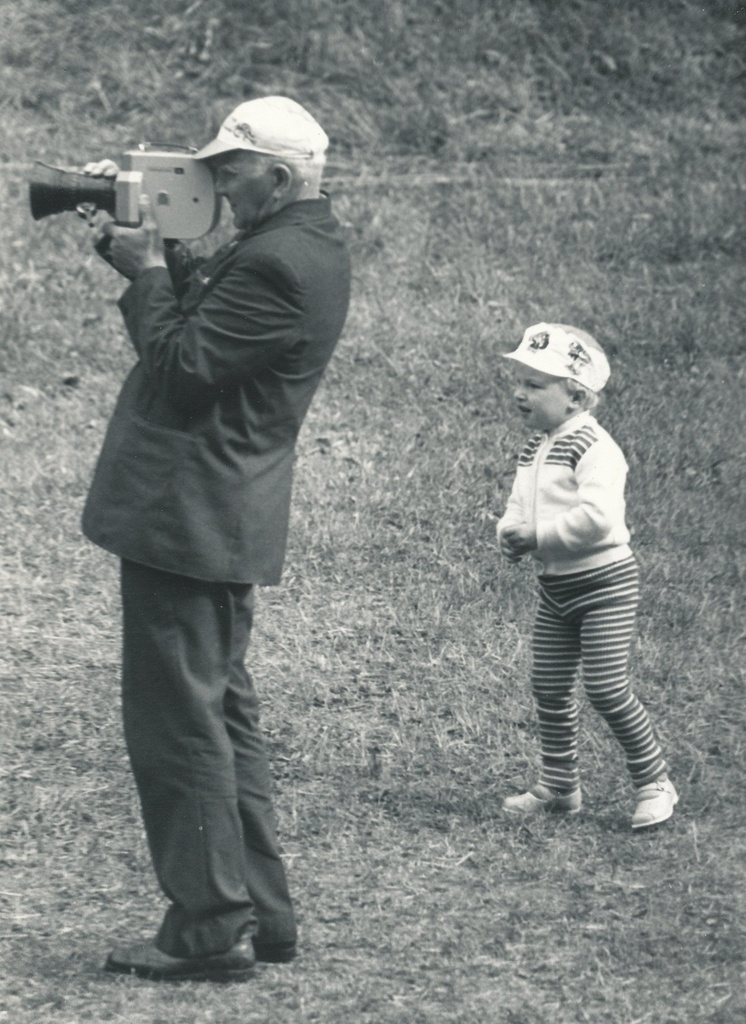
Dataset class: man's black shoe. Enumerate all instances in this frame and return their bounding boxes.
[104,939,255,982]
[252,939,297,963]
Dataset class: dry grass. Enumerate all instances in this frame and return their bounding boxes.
[1,3,746,1023]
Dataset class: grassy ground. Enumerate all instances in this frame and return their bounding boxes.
[1,2,745,1023]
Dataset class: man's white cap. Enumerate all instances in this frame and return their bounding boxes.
[194,96,329,162]
[503,322,611,393]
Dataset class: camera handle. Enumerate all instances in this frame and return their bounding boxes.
[135,142,197,154]
[74,201,115,266]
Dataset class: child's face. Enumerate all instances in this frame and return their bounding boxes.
[512,367,578,432]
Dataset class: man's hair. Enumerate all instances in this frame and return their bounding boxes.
[254,151,325,200]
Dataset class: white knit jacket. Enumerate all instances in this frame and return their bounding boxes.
[496,411,633,575]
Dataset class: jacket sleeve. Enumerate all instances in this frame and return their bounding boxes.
[118,251,303,412]
[537,440,628,554]
[163,241,202,299]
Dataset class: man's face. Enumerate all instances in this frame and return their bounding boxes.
[210,151,278,232]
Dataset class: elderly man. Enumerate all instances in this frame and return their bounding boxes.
[82,97,351,981]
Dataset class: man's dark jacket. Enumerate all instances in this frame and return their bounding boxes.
[82,197,351,584]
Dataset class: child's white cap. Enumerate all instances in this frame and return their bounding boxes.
[194,96,329,162]
[503,322,611,392]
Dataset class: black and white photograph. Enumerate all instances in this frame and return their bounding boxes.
[1,2,744,1021]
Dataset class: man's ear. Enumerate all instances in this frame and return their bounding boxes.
[272,163,293,196]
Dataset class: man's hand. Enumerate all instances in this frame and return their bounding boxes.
[101,195,167,280]
[500,523,538,561]
[83,159,119,178]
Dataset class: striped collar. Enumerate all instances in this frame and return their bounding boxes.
[518,412,599,468]
[546,409,594,440]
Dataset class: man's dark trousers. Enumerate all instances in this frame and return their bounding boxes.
[119,559,296,959]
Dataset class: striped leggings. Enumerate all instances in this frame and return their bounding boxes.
[531,556,666,792]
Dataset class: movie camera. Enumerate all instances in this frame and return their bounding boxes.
[29,145,221,240]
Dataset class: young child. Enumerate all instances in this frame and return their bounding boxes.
[496,322,677,830]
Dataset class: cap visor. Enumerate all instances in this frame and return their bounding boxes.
[193,138,242,161]
[502,351,534,366]
[502,350,565,378]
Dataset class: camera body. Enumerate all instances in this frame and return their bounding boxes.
[30,145,221,240]
[114,147,221,238]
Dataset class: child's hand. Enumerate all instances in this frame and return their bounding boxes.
[500,535,523,563]
[501,523,537,556]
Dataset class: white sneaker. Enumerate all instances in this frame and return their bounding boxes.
[503,783,582,815]
[631,775,678,830]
